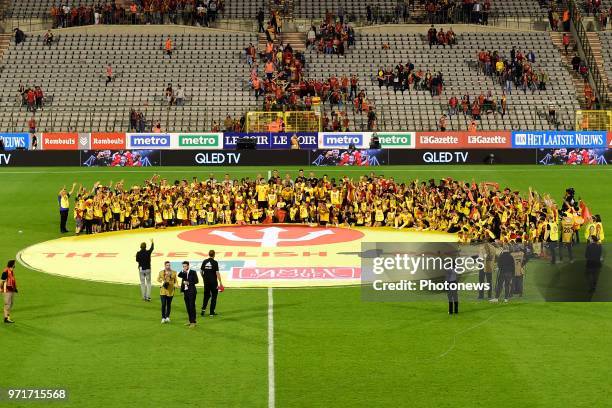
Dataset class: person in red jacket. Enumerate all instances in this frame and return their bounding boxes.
[1,260,18,324]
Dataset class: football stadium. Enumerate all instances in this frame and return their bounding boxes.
[0,0,611,407]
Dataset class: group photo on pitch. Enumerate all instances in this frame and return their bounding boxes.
[1,0,612,407]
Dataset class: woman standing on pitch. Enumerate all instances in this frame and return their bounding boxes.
[157,261,177,324]
[1,260,18,323]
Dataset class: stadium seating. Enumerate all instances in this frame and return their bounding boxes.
[308,31,579,131]
[0,29,580,132]
[0,32,259,132]
[6,0,552,19]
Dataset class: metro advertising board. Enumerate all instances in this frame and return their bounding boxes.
[177,133,223,150]
[415,131,511,149]
[511,131,607,148]
[127,133,172,149]
[223,132,317,149]
[373,132,415,149]
[42,133,80,150]
[0,133,30,150]
[318,132,372,149]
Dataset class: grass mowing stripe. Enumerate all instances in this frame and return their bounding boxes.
[268,287,276,408]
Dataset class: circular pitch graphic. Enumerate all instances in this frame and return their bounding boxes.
[18,225,456,288]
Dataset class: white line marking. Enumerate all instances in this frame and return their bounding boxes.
[268,287,275,408]
[416,310,498,362]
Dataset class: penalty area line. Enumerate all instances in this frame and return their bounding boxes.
[268,287,275,408]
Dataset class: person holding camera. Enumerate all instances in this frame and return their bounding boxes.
[157,261,177,324]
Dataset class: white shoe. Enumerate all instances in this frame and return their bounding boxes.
[503,298,508,303]
[489,298,498,303]
[165,318,170,323]
[161,318,166,324]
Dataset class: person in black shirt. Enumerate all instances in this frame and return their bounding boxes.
[135,239,154,301]
[178,261,199,327]
[201,250,223,317]
[585,236,603,299]
[490,246,514,303]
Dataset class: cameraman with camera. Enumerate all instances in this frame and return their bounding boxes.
[157,261,177,324]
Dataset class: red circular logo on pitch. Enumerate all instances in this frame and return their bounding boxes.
[178,225,364,247]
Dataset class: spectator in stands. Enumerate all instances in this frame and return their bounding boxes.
[26,88,36,112]
[448,95,458,116]
[290,134,300,149]
[175,86,185,106]
[14,28,25,45]
[130,109,138,131]
[427,25,437,49]
[245,43,256,66]
[472,1,483,24]
[548,104,557,124]
[164,36,173,58]
[349,74,358,100]
[562,8,570,32]
[307,26,317,49]
[105,64,113,86]
[579,61,589,80]
[28,116,37,135]
[211,121,220,132]
[438,114,447,131]
[34,86,44,110]
[571,55,581,72]
[44,30,54,46]
[257,8,265,32]
[165,84,175,106]
[468,120,477,132]
[224,115,233,131]
[500,92,507,117]
[367,108,377,131]
[152,122,162,133]
[562,33,570,54]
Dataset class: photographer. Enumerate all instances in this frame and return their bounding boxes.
[157,261,177,324]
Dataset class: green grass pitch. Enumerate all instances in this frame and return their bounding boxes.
[1,165,611,408]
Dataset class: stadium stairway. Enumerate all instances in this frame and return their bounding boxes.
[268,0,295,20]
[258,31,306,53]
[550,31,589,109]
[0,33,10,60]
[585,32,610,96]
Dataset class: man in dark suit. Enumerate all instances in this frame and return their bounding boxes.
[585,236,603,300]
[178,261,198,328]
[201,250,223,317]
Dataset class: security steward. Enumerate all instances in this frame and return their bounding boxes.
[546,218,560,264]
[559,216,574,262]
[201,250,223,317]
[178,261,199,328]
